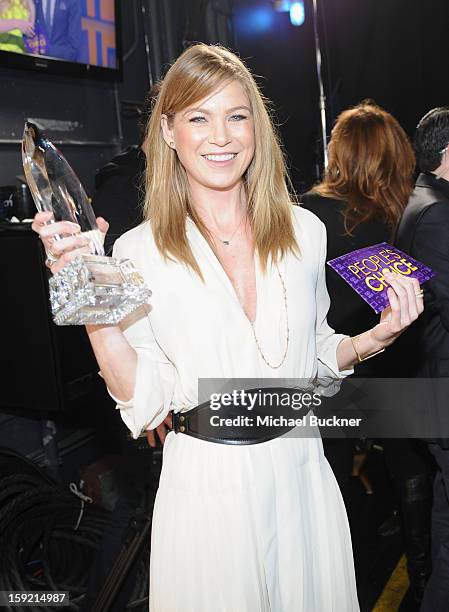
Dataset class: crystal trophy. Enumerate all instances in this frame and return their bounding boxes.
[22,121,151,325]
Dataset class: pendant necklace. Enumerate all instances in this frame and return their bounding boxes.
[209,214,246,246]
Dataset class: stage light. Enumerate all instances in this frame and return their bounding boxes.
[290,1,305,26]
[235,7,274,35]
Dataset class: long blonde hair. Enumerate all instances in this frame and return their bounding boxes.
[143,44,298,278]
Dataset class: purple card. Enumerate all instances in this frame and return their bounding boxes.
[327,243,435,313]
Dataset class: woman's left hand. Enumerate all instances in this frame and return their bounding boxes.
[146,414,173,448]
[371,269,424,347]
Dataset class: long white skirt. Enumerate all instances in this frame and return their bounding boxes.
[149,430,359,611]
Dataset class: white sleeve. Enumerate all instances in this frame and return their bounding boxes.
[315,221,354,385]
[105,238,176,439]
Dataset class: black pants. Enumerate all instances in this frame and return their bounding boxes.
[421,444,449,611]
[382,439,430,481]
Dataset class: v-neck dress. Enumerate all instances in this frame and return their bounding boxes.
[109,204,360,611]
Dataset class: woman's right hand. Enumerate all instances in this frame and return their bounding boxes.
[31,211,109,275]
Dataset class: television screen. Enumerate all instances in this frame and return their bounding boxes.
[0,0,121,79]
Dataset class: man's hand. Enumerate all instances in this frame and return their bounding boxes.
[146,414,173,447]
[14,19,35,36]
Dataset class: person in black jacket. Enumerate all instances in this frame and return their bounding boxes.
[302,102,432,609]
[91,143,146,255]
[395,107,449,611]
[91,88,160,255]
[92,145,146,255]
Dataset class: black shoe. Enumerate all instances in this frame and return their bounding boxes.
[400,475,432,609]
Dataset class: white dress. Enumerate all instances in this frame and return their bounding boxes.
[109,205,360,612]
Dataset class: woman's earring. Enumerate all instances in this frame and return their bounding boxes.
[170,141,175,149]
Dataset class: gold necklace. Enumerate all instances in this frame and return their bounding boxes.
[208,214,246,246]
[250,264,289,369]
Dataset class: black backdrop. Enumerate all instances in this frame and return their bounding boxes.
[233,0,449,192]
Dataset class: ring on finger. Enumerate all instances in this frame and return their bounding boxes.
[45,248,59,267]
[415,289,424,299]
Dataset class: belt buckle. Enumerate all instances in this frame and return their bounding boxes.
[172,411,186,434]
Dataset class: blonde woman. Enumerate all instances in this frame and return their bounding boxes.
[32,45,423,611]
[0,0,34,53]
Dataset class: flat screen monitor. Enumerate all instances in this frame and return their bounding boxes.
[0,0,122,80]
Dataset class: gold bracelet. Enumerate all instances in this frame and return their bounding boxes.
[350,333,385,363]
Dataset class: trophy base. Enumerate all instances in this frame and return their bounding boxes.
[49,255,152,326]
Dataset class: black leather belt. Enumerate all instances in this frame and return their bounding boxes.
[172,391,307,445]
